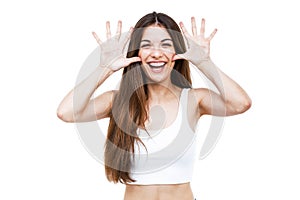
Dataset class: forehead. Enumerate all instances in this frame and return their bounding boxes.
[141,25,171,41]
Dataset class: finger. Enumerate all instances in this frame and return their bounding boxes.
[126,56,141,64]
[92,31,102,45]
[116,20,122,39]
[121,27,134,53]
[179,22,191,48]
[191,17,197,36]
[172,54,186,61]
[122,27,133,44]
[208,28,217,41]
[106,21,111,39]
[200,18,205,38]
[179,22,192,38]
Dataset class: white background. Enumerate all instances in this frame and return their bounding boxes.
[1,0,300,199]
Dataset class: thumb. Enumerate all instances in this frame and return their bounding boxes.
[172,54,186,61]
[127,56,141,64]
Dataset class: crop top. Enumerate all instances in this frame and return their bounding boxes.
[128,88,197,185]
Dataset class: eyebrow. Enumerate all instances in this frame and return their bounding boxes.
[141,38,173,43]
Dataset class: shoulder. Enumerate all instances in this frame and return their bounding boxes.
[95,89,118,105]
[188,88,211,102]
[107,89,119,101]
[100,89,118,97]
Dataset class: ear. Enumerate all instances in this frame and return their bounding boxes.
[172,54,185,61]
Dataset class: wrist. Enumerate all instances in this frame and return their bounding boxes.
[95,65,114,87]
[98,64,115,75]
[195,58,213,69]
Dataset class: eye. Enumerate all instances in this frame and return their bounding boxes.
[161,43,172,48]
[140,43,151,49]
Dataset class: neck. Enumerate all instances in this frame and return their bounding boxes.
[146,82,178,102]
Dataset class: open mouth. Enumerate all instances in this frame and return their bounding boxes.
[147,62,166,73]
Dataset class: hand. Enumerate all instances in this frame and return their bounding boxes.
[92,21,141,72]
[173,17,217,66]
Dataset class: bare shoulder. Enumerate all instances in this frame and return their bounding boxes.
[91,89,119,120]
[188,88,214,117]
[104,89,118,98]
[188,88,211,101]
[95,89,118,104]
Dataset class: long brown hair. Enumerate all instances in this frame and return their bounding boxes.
[104,12,192,184]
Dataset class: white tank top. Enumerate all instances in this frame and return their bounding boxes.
[128,88,197,185]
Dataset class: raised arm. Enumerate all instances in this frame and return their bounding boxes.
[57,21,141,122]
[174,17,251,117]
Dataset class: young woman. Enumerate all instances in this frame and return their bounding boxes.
[57,12,251,200]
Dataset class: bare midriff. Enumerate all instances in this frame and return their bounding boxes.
[124,182,194,200]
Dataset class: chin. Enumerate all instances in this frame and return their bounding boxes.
[144,71,171,84]
[142,63,173,84]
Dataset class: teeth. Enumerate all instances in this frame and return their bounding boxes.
[149,62,165,67]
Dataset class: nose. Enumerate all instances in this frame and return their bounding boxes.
[150,47,163,58]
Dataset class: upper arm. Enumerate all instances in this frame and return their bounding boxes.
[74,90,116,122]
[194,88,234,117]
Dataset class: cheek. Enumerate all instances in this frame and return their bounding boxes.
[161,47,176,59]
[138,50,150,62]
[166,53,175,61]
[165,51,176,61]
[138,49,176,62]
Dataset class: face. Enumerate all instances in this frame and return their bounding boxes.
[138,25,176,83]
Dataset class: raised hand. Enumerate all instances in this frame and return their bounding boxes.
[173,17,217,66]
[92,21,141,72]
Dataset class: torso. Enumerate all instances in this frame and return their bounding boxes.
[124,87,200,200]
[144,87,199,131]
[124,183,194,200]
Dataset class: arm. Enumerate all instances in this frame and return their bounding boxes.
[57,67,114,122]
[57,21,140,122]
[193,59,251,116]
[175,17,251,117]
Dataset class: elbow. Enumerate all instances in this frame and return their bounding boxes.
[234,97,252,114]
[56,108,74,123]
[227,96,252,115]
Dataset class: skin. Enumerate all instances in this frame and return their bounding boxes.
[124,183,194,200]
[57,18,252,200]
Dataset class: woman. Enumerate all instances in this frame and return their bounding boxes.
[57,12,251,200]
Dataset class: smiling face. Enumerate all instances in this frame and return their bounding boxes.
[138,25,176,84]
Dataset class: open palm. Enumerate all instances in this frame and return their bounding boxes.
[174,18,217,66]
[92,21,140,72]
